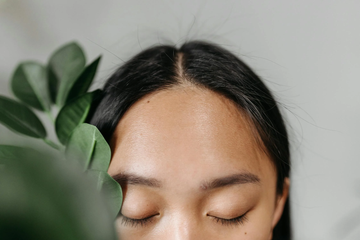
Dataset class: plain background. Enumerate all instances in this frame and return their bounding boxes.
[0,1,359,239]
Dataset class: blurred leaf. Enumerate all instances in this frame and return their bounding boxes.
[87,170,123,220]
[65,123,110,172]
[0,146,117,240]
[0,145,41,164]
[0,96,46,138]
[56,90,101,145]
[47,42,86,107]
[11,61,51,112]
[66,56,101,104]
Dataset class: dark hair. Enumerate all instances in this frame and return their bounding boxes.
[89,41,291,239]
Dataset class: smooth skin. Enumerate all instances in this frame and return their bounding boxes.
[109,85,289,240]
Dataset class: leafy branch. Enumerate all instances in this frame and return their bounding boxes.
[0,42,122,221]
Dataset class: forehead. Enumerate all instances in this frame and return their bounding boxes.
[109,86,276,187]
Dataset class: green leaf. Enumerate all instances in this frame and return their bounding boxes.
[47,42,86,107]
[11,61,51,112]
[65,123,110,172]
[56,90,101,145]
[66,56,101,104]
[0,145,41,164]
[0,96,46,138]
[87,170,123,220]
[0,146,118,240]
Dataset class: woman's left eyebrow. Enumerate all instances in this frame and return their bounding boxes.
[200,173,261,191]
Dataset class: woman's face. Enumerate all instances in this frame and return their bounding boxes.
[109,86,289,240]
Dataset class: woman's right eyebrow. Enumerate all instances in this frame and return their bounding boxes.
[111,173,162,188]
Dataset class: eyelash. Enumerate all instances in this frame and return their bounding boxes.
[211,213,248,226]
[120,214,156,227]
[120,213,248,227]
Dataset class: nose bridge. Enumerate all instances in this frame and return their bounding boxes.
[167,210,202,240]
[171,218,196,240]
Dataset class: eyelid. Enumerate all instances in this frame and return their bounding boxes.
[208,211,248,226]
[120,213,159,227]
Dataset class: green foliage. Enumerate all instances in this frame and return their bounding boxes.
[47,42,86,107]
[0,41,122,237]
[0,41,103,144]
[87,170,123,220]
[56,90,101,145]
[11,61,51,112]
[0,145,41,164]
[0,96,46,138]
[65,123,111,172]
[0,146,117,240]
[66,56,102,104]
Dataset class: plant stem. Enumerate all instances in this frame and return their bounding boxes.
[46,110,55,123]
[43,138,61,150]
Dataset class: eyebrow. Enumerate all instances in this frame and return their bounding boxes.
[111,172,260,190]
[200,173,260,191]
[112,173,162,188]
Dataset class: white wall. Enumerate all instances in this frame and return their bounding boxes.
[1,1,359,239]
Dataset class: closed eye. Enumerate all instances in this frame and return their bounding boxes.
[120,213,159,227]
[209,212,248,226]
